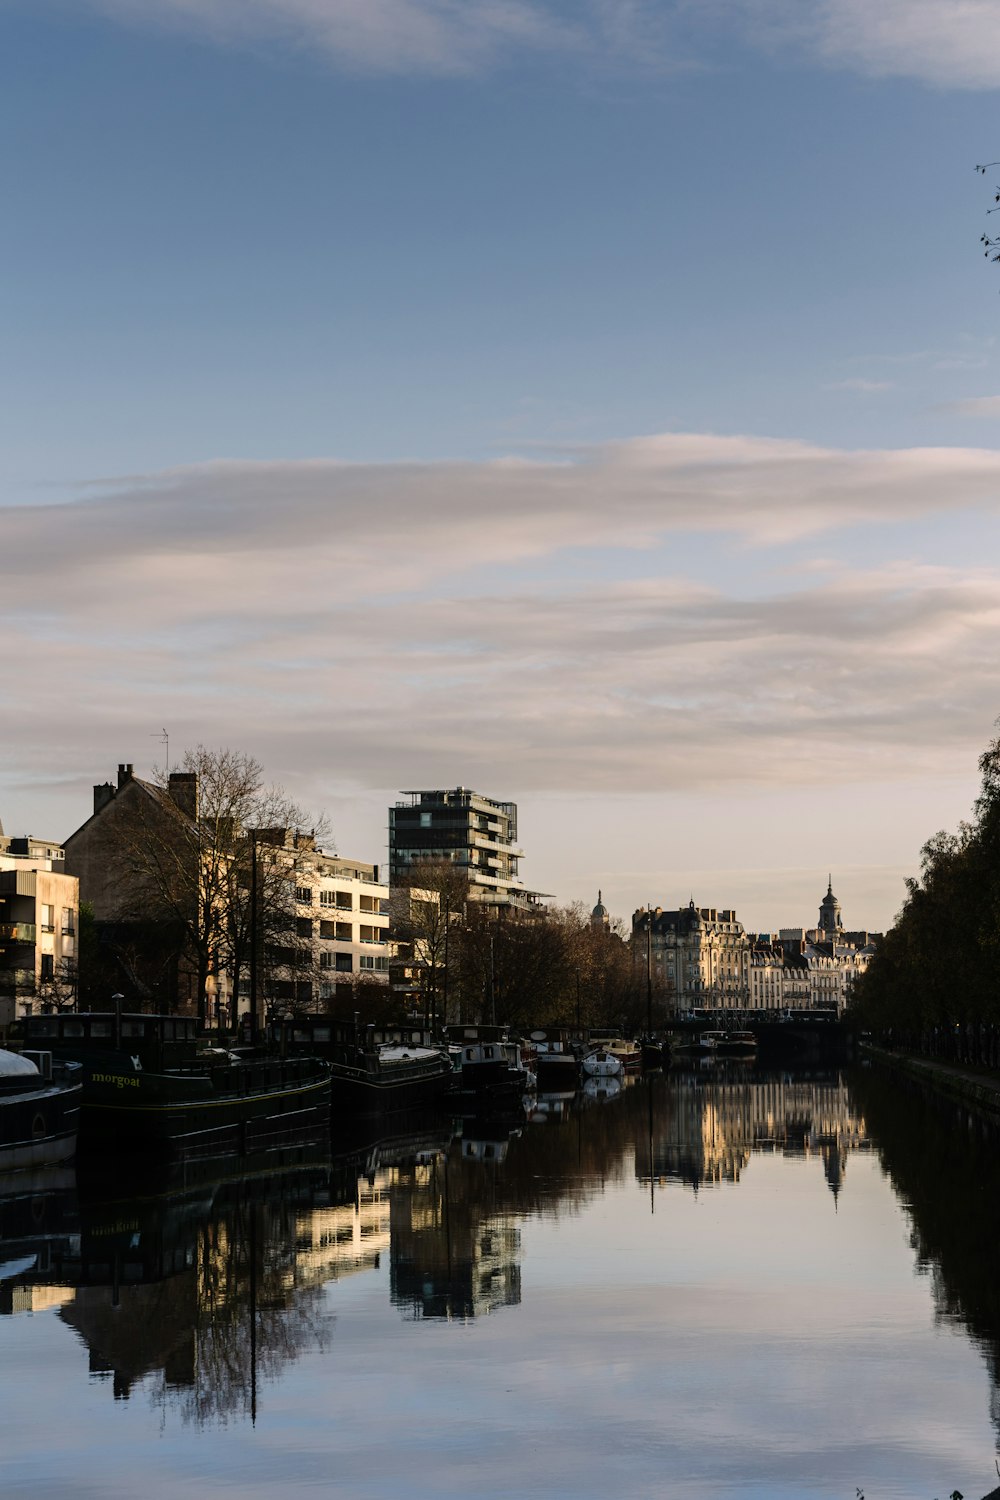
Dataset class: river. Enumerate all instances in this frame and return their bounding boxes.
[1,1063,997,1499]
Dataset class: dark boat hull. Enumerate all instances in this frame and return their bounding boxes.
[329,1058,455,1118]
[0,1079,81,1172]
[74,1052,331,1160]
[534,1055,578,1089]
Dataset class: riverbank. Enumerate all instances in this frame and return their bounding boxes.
[863,1043,1000,1121]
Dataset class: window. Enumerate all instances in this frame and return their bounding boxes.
[335,953,352,973]
[359,955,388,971]
[40,953,54,980]
[296,886,313,904]
[320,890,336,906]
[319,920,336,939]
[295,917,313,938]
[61,908,75,935]
[320,951,333,969]
[40,904,54,933]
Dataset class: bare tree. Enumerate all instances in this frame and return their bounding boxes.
[390,861,469,1027]
[114,747,327,1025]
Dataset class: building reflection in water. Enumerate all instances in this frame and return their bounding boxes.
[389,1127,522,1321]
[639,1067,871,1197]
[8,1067,1000,1447]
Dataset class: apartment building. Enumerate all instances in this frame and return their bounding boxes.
[281,846,390,1009]
[388,788,546,911]
[0,836,79,1022]
[632,900,750,1010]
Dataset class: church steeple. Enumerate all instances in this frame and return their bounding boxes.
[818,876,843,935]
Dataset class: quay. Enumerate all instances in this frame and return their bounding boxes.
[863,1043,1000,1122]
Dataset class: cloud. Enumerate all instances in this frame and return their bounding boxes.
[3,432,1000,816]
[76,0,1000,84]
[940,394,1000,417]
[722,0,1000,88]
[91,0,597,75]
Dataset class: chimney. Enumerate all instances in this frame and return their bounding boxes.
[167,771,199,821]
[117,763,133,789]
[93,782,115,815]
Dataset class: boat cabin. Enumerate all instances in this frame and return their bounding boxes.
[24,1011,200,1070]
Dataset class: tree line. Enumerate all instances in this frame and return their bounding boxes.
[850,732,1000,1054]
[387,860,664,1034]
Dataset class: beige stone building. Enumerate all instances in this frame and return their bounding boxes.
[632,900,750,1011]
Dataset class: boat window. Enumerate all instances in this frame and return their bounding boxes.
[313,1027,330,1043]
[90,1021,112,1038]
[484,1047,494,1059]
[31,1019,57,1037]
[161,1021,175,1039]
[293,1029,310,1043]
[121,1021,144,1038]
[466,1049,475,1061]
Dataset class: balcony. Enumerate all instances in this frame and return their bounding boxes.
[0,924,36,943]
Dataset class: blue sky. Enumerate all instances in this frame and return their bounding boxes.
[3,0,1000,928]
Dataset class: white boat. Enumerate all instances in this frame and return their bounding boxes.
[581,1048,623,1079]
[699,1030,728,1052]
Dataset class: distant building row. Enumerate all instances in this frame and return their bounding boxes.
[631,879,879,1015]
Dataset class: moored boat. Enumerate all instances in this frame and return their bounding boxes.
[0,1049,82,1172]
[445,1026,530,1116]
[23,1011,330,1159]
[717,1030,758,1054]
[581,1048,623,1079]
[699,1030,728,1052]
[587,1032,642,1073]
[268,1015,454,1118]
[528,1029,579,1090]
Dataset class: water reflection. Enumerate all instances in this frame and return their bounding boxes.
[645,1068,872,1194]
[851,1064,1000,1452]
[2,1064,1000,1477]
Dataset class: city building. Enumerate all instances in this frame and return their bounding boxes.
[64,762,389,1020]
[388,788,547,911]
[277,840,390,1010]
[635,878,880,1016]
[0,821,79,1021]
[632,901,750,1010]
[63,763,214,1015]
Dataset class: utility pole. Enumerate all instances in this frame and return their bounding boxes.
[249,832,259,1041]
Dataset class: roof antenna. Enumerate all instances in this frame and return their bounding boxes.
[150,728,169,774]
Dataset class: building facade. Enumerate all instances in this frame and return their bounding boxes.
[388,788,546,911]
[635,879,880,1017]
[0,840,79,1022]
[282,844,390,1010]
[632,901,750,1010]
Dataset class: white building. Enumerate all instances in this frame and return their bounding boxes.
[291,850,390,1008]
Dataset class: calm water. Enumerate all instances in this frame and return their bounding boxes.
[1,1065,998,1500]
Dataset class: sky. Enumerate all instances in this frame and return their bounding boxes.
[3,0,1000,931]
